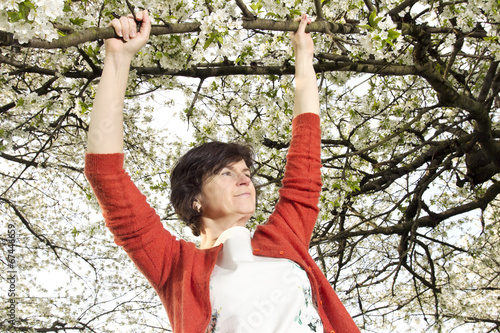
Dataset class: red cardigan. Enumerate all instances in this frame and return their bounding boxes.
[85,113,360,333]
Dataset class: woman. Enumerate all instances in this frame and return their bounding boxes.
[85,10,360,333]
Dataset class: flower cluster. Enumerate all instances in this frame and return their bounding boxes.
[197,9,244,58]
[356,13,401,60]
[0,0,64,44]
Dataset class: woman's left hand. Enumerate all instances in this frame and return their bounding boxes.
[290,14,314,61]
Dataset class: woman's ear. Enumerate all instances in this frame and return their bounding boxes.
[192,200,201,213]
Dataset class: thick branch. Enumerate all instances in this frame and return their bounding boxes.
[313,180,500,243]
[355,138,459,196]
[0,324,86,332]
[314,0,325,19]
[1,152,40,167]
[406,23,499,168]
[0,19,358,49]
[134,60,418,78]
[1,19,487,50]
[0,23,201,49]
[414,180,500,228]
[388,0,420,16]
[478,60,499,102]
[2,50,419,79]
[0,54,58,76]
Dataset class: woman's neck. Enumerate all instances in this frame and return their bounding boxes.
[198,218,248,249]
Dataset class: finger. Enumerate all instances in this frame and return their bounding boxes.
[119,16,131,41]
[135,10,143,21]
[138,9,151,37]
[297,14,309,34]
[127,15,137,38]
[109,18,123,37]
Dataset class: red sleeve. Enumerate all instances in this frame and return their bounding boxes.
[84,153,178,289]
[263,112,322,247]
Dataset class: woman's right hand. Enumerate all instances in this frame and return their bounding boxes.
[105,9,151,59]
[87,10,151,154]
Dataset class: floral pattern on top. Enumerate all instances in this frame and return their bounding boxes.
[206,307,221,333]
[291,262,324,332]
[207,259,323,332]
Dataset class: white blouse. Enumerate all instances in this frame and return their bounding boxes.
[206,226,324,333]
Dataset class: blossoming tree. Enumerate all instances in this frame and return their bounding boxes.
[1,0,499,332]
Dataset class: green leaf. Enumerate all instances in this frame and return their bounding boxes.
[358,24,373,31]
[70,17,86,26]
[63,1,71,12]
[171,35,182,45]
[175,2,185,11]
[79,101,91,114]
[368,10,377,28]
[265,12,279,19]
[8,11,23,23]
[11,1,36,22]
[204,35,215,49]
[250,1,263,13]
[483,36,499,42]
[22,1,36,11]
[387,29,401,40]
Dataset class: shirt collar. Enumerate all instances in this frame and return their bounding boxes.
[213,226,254,269]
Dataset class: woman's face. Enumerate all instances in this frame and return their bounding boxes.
[197,159,256,225]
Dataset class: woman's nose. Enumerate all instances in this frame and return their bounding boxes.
[237,173,251,186]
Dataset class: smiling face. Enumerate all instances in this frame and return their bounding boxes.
[197,159,256,227]
[170,141,254,237]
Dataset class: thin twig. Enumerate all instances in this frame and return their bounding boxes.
[186,78,205,125]
[125,0,138,20]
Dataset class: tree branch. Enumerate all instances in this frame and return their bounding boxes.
[1,20,359,49]
[478,60,499,102]
[314,0,325,19]
[313,180,500,243]
[388,0,420,16]
[235,0,256,19]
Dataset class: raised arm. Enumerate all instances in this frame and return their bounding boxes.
[291,14,319,117]
[87,10,151,154]
[252,17,322,246]
[84,10,182,292]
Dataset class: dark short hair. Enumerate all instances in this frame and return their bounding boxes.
[170,141,254,236]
